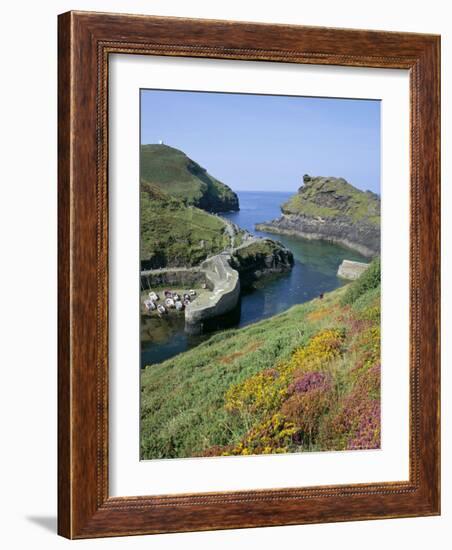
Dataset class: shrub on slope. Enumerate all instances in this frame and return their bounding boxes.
[141,261,381,459]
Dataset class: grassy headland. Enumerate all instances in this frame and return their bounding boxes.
[282,175,380,226]
[140,181,233,269]
[141,258,381,459]
[141,144,239,212]
[256,175,381,257]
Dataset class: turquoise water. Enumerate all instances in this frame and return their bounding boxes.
[141,191,367,367]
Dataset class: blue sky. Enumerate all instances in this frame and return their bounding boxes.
[141,89,380,194]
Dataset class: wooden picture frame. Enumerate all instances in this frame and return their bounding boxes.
[58,11,440,539]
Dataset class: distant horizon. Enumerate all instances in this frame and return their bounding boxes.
[141,90,381,194]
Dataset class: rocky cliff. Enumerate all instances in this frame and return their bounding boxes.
[256,175,380,257]
[141,144,239,213]
[231,239,294,288]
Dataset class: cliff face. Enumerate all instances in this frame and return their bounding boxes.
[256,175,380,257]
[141,144,239,213]
[231,239,294,288]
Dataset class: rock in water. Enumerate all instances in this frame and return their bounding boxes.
[230,239,294,288]
[256,176,380,257]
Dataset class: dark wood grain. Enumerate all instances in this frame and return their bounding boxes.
[57,11,72,539]
[58,11,440,539]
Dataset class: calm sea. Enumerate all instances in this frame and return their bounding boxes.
[141,190,367,367]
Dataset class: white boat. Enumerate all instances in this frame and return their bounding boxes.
[165,298,175,308]
[144,299,156,311]
[157,304,167,315]
[148,291,159,301]
[175,301,184,311]
[189,289,197,297]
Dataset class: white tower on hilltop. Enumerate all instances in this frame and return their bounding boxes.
[158,139,164,145]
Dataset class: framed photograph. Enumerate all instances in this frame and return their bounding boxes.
[58,11,440,538]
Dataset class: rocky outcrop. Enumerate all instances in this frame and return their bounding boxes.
[195,186,239,213]
[231,239,294,288]
[256,216,378,258]
[256,175,380,258]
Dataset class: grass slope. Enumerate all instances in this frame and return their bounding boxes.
[282,176,380,226]
[141,259,381,459]
[140,181,231,269]
[141,144,238,212]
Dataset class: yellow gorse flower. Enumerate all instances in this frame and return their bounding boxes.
[224,413,298,456]
[224,329,344,416]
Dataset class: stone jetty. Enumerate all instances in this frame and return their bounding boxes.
[184,253,240,325]
[337,259,370,280]
[141,237,293,332]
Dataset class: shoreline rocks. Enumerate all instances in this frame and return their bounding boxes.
[256,175,380,258]
[256,216,378,258]
[231,239,294,288]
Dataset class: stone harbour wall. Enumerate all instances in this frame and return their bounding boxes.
[140,268,209,290]
[140,238,292,331]
[256,213,379,258]
[185,253,240,326]
[337,259,370,280]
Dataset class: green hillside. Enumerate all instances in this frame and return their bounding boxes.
[282,175,380,226]
[140,181,232,269]
[140,144,239,212]
[141,259,381,459]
